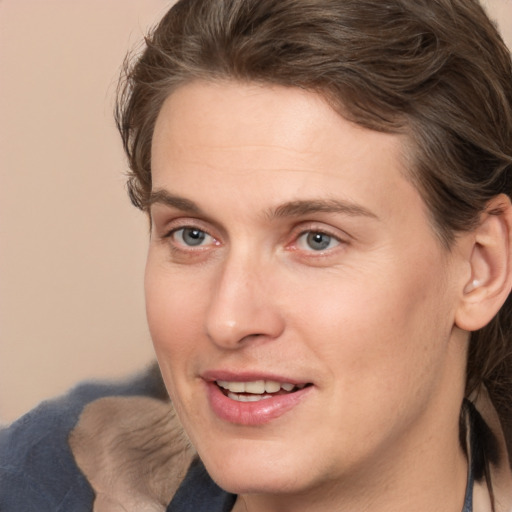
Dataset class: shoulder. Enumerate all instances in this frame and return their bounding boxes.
[0,363,195,512]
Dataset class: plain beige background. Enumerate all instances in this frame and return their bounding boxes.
[0,0,175,422]
[1,0,512,423]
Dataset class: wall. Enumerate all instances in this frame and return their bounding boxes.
[0,0,174,421]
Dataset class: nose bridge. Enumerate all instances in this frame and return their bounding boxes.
[205,246,283,348]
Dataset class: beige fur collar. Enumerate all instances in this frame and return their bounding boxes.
[69,396,195,512]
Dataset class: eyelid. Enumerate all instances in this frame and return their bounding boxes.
[159,218,221,249]
[156,216,214,238]
[293,222,349,241]
[151,206,223,236]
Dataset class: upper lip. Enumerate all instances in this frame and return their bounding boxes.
[201,369,311,386]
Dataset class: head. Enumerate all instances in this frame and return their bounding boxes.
[116,0,512,497]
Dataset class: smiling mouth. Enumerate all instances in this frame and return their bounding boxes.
[216,379,311,402]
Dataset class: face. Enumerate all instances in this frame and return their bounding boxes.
[147,81,469,498]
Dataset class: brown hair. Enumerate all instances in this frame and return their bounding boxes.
[116,0,512,469]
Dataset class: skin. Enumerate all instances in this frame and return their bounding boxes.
[146,81,475,512]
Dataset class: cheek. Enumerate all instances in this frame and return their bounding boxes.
[144,259,207,374]
[299,256,454,393]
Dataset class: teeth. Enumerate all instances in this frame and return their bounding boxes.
[228,392,273,402]
[221,381,245,393]
[265,381,281,393]
[245,380,265,394]
[216,380,298,394]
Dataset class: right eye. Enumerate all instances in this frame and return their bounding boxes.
[171,227,214,247]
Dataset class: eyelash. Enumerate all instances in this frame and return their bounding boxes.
[161,221,347,259]
[290,227,344,256]
[168,226,216,247]
[163,223,219,251]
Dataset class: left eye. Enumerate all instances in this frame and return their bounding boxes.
[297,231,340,251]
[172,227,212,247]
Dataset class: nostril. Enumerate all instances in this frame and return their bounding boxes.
[239,333,266,344]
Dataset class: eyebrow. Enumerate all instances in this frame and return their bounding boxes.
[148,190,203,214]
[148,189,378,220]
[268,199,378,220]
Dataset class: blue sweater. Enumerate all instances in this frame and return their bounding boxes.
[0,365,234,511]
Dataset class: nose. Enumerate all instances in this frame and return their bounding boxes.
[205,253,285,349]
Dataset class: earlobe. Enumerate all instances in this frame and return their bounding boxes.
[455,194,512,332]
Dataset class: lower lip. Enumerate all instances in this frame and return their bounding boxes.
[206,381,312,426]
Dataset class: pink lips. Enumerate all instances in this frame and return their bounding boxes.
[202,372,313,426]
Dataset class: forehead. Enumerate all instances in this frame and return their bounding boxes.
[151,80,420,224]
[153,80,403,155]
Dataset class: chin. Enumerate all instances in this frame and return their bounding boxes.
[210,466,306,496]
[199,443,313,495]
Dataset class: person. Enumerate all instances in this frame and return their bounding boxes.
[1,0,512,510]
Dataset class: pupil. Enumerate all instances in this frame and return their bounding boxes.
[307,232,330,251]
[184,228,205,246]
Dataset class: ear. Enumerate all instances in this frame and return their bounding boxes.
[455,194,512,332]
